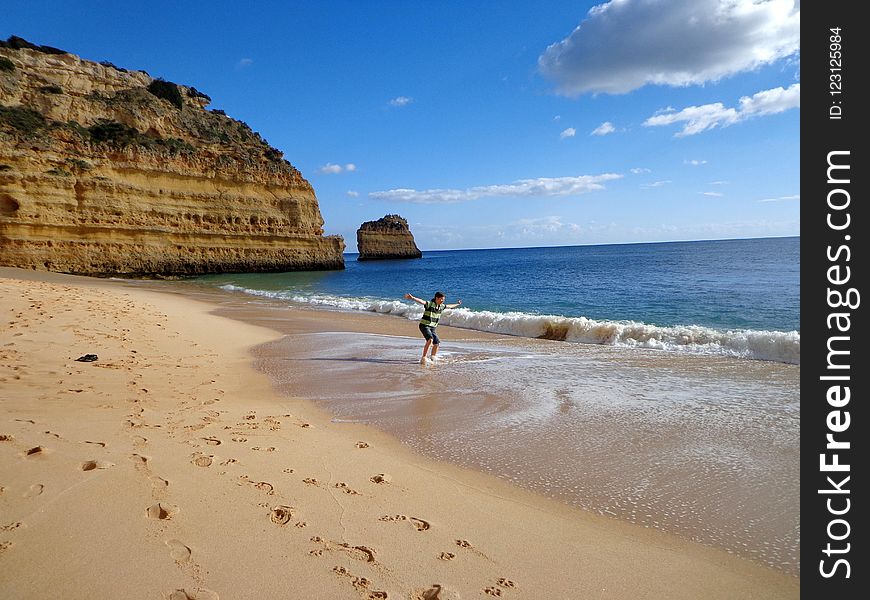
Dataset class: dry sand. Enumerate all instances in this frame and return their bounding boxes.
[0,267,798,599]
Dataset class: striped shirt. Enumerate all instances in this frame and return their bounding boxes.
[420,300,445,327]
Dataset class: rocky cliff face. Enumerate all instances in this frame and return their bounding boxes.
[356,214,422,261]
[0,38,344,276]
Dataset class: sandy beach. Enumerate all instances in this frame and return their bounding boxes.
[0,267,799,599]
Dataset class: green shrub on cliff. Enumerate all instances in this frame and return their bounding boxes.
[146,78,184,110]
[0,56,15,71]
[0,105,46,134]
[0,35,67,55]
[160,137,196,154]
[88,121,141,146]
[99,60,128,73]
[186,86,211,103]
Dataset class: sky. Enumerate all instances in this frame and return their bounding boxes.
[4,0,800,251]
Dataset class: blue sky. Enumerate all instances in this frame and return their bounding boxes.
[5,0,800,251]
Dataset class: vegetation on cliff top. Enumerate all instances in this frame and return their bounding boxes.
[1,35,301,174]
[146,79,184,110]
[0,35,67,55]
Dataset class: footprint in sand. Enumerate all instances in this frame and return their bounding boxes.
[191,454,213,468]
[166,539,192,562]
[438,552,455,561]
[379,515,430,531]
[148,475,169,489]
[484,587,503,597]
[24,446,46,457]
[239,476,274,495]
[497,578,516,589]
[370,474,392,484]
[355,441,370,449]
[0,541,12,554]
[332,566,387,597]
[81,460,115,471]
[415,584,460,600]
[168,589,219,600]
[83,440,107,447]
[0,434,14,442]
[302,478,319,486]
[23,484,44,498]
[334,482,361,495]
[1,522,22,532]
[202,437,222,446]
[146,503,179,520]
[454,539,489,559]
[130,454,150,466]
[270,505,294,525]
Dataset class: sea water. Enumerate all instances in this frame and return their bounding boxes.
[201,237,800,364]
[192,237,800,574]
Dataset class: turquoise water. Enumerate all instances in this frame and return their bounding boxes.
[198,236,800,363]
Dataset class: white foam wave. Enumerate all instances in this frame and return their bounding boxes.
[218,285,800,365]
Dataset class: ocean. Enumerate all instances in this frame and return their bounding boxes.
[188,236,800,574]
[202,236,800,365]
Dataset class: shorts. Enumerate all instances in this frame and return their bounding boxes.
[419,323,440,345]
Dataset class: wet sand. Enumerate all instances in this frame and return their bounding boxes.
[0,267,799,598]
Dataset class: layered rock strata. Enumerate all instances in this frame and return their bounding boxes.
[356,214,422,260]
[0,38,344,276]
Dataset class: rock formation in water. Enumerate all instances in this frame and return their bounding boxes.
[0,36,344,276]
[356,214,422,261]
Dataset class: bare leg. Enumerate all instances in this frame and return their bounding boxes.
[430,343,439,359]
[421,339,432,363]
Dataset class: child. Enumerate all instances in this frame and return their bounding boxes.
[404,291,462,364]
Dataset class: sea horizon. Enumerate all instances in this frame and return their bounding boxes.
[342,234,800,255]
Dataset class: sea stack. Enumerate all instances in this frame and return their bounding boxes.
[356,214,422,261]
[0,36,345,276]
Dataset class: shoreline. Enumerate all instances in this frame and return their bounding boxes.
[0,267,799,598]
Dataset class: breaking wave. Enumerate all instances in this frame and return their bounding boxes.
[219,285,800,365]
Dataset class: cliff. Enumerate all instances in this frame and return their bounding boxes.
[356,214,422,261]
[0,37,344,276]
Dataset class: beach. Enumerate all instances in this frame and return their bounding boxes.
[0,267,799,599]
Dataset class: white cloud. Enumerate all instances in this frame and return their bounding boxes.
[318,163,343,174]
[641,180,671,189]
[700,191,724,197]
[591,121,616,136]
[553,115,562,121]
[538,0,800,96]
[709,180,729,185]
[644,83,800,136]
[369,173,622,204]
[684,159,708,166]
[389,96,413,107]
[237,58,254,68]
[759,194,800,202]
[317,162,357,175]
[346,190,360,197]
[560,127,577,139]
[630,167,651,174]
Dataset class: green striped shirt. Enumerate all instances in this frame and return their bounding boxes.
[420,300,445,327]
